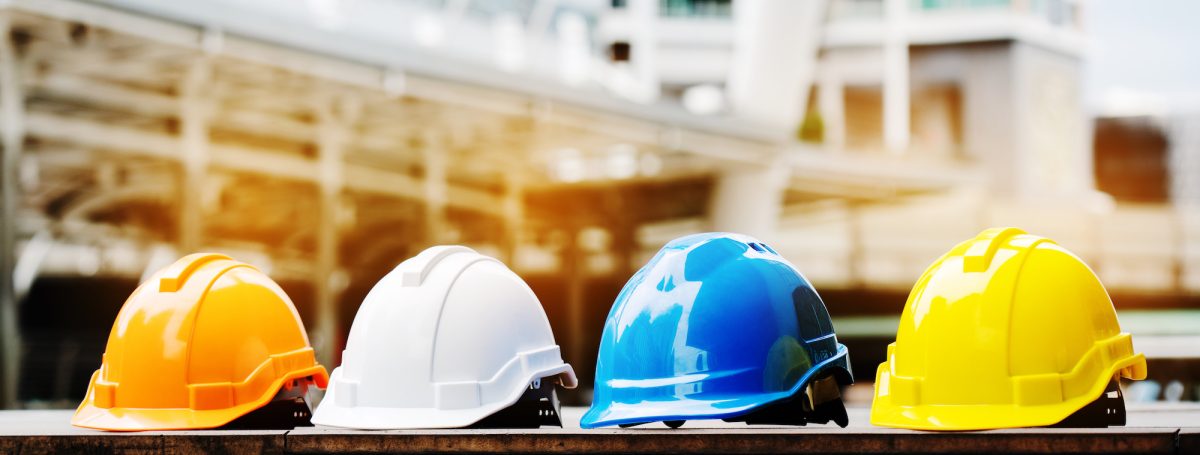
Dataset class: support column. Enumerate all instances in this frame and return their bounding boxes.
[562,227,585,371]
[178,58,212,253]
[883,0,910,154]
[628,0,660,103]
[422,133,448,246]
[727,0,827,131]
[502,174,524,265]
[847,201,863,287]
[709,161,790,241]
[313,94,354,368]
[818,70,846,151]
[0,14,25,409]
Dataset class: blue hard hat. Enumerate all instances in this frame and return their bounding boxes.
[580,232,853,429]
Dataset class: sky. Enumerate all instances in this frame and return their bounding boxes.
[1084,0,1200,115]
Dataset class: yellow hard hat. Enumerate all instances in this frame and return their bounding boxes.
[870,227,1147,430]
[72,253,329,431]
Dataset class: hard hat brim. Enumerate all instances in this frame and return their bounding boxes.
[580,343,851,429]
[71,366,329,431]
[312,363,576,429]
[870,351,1147,431]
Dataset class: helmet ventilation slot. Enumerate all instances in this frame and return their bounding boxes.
[469,376,563,429]
[221,397,314,430]
[723,374,850,428]
[221,376,317,429]
[1050,378,1127,428]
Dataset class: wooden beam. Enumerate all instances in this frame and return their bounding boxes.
[13,0,785,171]
[23,111,506,216]
[30,72,176,118]
[30,72,320,143]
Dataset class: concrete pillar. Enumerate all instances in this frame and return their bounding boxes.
[313,94,355,368]
[178,58,212,253]
[502,174,524,265]
[562,228,586,371]
[709,161,790,241]
[629,0,659,103]
[0,14,24,409]
[883,0,910,154]
[847,201,863,287]
[727,0,827,131]
[818,69,846,150]
[422,133,448,246]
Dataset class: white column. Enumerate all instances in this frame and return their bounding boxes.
[422,132,448,246]
[883,0,910,154]
[178,58,212,252]
[629,0,660,102]
[727,0,827,131]
[563,227,586,374]
[818,69,846,150]
[717,0,802,244]
[709,160,791,241]
[0,14,25,408]
[313,94,354,368]
[502,174,524,265]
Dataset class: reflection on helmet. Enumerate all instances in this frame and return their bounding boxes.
[581,232,853,429]
[72,253,329,431]
[870,227,1148,430]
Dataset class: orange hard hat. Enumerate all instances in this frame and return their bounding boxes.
[72,253,329,431]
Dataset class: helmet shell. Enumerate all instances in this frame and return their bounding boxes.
[581,232,851,428]
[312,246,576,429]
[870,227,1148,430]
[72,253,328,431]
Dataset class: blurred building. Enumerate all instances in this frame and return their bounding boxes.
[0,0,1196,408]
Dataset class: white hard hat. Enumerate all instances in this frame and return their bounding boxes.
[311,246,577,429]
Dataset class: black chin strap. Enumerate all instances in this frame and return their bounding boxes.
[723,374,849,428]
[222,376,316,430]
[1051,378,1126,428]
[469,377,563,429]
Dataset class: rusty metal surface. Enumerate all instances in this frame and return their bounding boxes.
[0,407,1196,454]
[1180,429,1200,455]
[284,428,1182,454]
